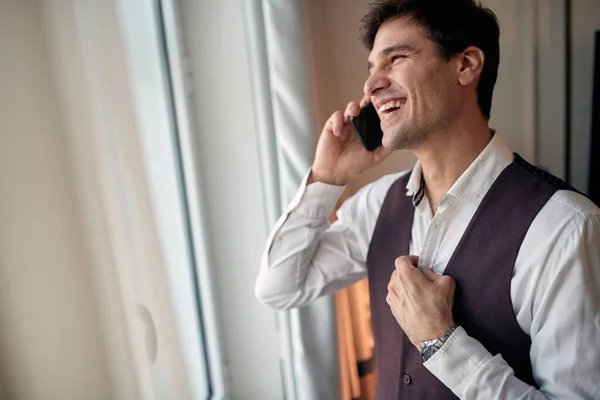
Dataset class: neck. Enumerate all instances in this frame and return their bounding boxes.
[413,115,492,214]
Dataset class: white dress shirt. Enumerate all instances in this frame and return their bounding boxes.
[256,133,600,399]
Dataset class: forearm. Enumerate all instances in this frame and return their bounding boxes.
[256,171,367,310]
[425,328,550,400]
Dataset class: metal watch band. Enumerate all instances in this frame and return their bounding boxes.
[420,325,458,363]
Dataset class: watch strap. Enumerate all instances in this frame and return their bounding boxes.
[420,325,457,362]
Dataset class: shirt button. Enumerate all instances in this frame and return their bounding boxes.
[403,374,412,385]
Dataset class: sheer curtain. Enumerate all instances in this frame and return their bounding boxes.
[243,1,341,399]
[40,0,222,398]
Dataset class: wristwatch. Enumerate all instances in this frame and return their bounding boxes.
[420,326,458,362]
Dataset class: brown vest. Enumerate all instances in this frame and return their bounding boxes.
[366,154,576,399]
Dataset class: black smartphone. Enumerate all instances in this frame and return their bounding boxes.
[350,102,383,151]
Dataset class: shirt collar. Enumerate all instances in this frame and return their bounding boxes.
[406,161,426,207]
[405,131,514,206]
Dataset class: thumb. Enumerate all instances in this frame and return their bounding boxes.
[405,255,419,267]
[420,266,440,282]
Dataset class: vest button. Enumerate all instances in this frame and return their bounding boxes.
[403,374,412,385]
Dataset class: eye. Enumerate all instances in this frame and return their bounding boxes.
[391,55,407,63]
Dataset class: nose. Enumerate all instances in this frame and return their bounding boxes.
[364,68,391,97]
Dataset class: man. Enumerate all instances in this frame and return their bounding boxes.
[256,0,600,398]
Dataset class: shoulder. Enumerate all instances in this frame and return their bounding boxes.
[512,153,599,234]
[522,190,600,280]
[335,170,412,233]
[546,190,600,220]
[516,190,600,329]
[343,170,412,214]
[534,190,600,238]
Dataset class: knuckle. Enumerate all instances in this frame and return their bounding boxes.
[387,279,396,293]
[440,276,456,290]
[445,276,456,286]
[394,256,406,268]
[395,259,411,275]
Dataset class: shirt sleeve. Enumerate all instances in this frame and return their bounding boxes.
[255,169,400,310]
[424,214,600,400]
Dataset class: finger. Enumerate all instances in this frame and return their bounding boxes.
[323,118,333,134]
[330,111,344,137]
[344,101,361,122]
[359,94,371,108]
[386,292,394,306]
[395,256,428,291]
[420,266,439,282]
[394,255,419,271]
[387,270,398,296]
[394,257,414,278]
[406,255,419,267]
[439,275,456,292]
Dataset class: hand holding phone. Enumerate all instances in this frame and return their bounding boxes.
[350,103,383,151]
[310,99,391,186]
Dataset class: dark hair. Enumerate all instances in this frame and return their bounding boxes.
[360,0,500,120]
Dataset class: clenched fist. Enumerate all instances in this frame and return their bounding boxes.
[387,255,456,349]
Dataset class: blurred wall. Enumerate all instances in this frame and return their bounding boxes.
[0,375,6,400]
[571,0,600,191]
[0,1,112,399]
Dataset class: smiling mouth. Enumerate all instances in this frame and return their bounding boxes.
[378,100,407,120]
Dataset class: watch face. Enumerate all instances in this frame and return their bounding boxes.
[422,346,437,362]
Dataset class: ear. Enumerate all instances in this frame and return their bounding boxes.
[457,46,485,86]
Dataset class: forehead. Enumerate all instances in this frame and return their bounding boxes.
[368,17,430,59]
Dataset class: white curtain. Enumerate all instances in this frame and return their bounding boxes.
[243,1,341,399]
[39,1,217,398]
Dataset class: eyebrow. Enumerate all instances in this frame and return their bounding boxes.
[367,44,416,70]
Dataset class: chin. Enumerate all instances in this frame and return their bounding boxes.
[381,126,401,148]
[382,127,407,150]
[381,135,396,150]
[385,127,423,151]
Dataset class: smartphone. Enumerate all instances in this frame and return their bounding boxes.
[350,102,383,151]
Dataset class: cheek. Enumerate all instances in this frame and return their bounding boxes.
[414,82,455,119]
[430,68,459,102]
[412,65,455,109]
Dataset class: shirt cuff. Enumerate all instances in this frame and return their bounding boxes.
[423,326,493,393]
[285,168,346,219]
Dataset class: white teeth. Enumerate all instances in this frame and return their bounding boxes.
[378,100,404,113]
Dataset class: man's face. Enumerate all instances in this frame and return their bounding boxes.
[365,17,461,150]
